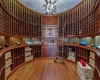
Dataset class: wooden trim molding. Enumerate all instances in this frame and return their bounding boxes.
[59,43,100,56]
[95,66,100,77]
[0,66,5,75]
[0,44,41,55]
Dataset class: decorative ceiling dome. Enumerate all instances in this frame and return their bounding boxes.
[18,0,82,14]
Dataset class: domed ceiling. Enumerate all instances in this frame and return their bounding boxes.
[18,0,82,14]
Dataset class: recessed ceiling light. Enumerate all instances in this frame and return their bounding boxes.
[34,8,35,10]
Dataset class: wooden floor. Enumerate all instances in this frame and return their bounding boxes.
[8,59,80,80]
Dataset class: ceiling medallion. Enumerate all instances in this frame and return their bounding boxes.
[43,0,57,15]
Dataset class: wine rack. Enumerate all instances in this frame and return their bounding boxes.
[58,43,100,79]
[0,45,42,80]
[0,0,100,80]
[11,47,25,69]
[75,47,90,62]
[59,45,68,58]
[32,46,41,58]
[0,0,41,37]
[59,45,90,63]
[59,0,100,37]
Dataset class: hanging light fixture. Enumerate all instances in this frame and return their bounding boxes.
[43,0,57,15]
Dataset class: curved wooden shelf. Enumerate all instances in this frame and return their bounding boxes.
[0,43,99,80]
[59,43,100,56]
[0,44,41,80]
[58,43,100,80]
[0,44,41,55]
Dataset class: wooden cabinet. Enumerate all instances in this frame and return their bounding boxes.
[25,47,33,62]
[5,51,12,79]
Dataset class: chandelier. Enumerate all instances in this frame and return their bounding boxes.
[43,0,57,15]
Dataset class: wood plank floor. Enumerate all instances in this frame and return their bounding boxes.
[7,59,80,80]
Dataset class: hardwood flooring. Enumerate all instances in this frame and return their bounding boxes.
[7,58,80,80]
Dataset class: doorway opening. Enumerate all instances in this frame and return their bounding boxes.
[41,25,58,57]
